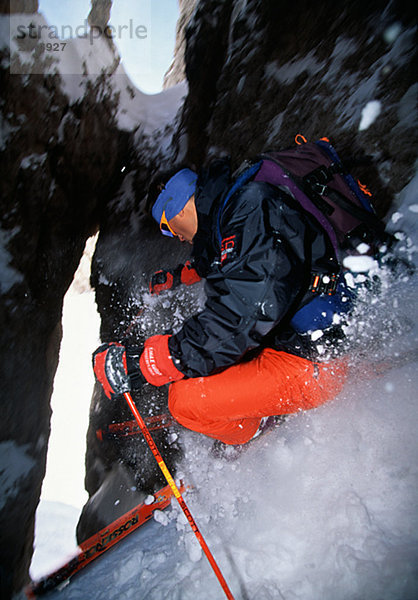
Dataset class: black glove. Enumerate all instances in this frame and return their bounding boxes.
[149,261,201,295]
[92,343,145,399]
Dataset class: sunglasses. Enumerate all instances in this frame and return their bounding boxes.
[159,210,177,237]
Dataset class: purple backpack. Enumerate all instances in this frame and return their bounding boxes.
[217,137,390,334]
[255,137,389,257]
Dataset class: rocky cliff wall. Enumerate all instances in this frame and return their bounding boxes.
[0,1,183,597]
[0,66,126,600]
[164,0,198,88]
[181,0,417,199]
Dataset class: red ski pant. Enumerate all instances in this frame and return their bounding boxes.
[168,348,348,445]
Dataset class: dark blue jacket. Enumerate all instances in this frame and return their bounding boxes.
[168,159,343,378]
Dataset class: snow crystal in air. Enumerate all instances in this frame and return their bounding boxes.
[358,100,381,131]
[391,211,403,223]
[356,242,370,254]
[344,272,356,288]
[153,510,169,527]
[311,330,324,342]
[383,22,402,45]
[343,255,378,273]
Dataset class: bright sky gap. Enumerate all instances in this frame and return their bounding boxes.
[38,0,179,94]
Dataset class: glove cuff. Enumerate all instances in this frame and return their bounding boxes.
[139,335,184,386]
[125,347,147,389]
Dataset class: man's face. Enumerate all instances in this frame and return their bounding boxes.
[168,196,198,244]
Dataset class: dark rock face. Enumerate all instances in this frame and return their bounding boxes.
[0,33,130,600]
[182,0,417,207]
[3,0,38,14]
[76,217,192,541]
[164,0,198,88]
[1,0,416,597]
[88,0,112,31]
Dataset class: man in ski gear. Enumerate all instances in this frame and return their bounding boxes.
[93,152,370,445]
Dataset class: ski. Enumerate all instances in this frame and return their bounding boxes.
[96,413,176,441]
[25,481,185,598]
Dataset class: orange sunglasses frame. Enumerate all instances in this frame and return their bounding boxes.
[159,210,177,237]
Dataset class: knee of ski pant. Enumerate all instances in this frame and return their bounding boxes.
[310,357,349,406]
[168,366,256,426]
[257,348,349,412]
[167,352,349,423]
[168,375,226,429]
[168,380,202,426]
[168,378,262,444]
[297,358,348,409]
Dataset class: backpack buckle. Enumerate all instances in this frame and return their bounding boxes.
[305,162,345,193]
[305,166,331,185]
[312,182,328,195]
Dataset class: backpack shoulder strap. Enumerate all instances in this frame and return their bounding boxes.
[320,185,392,242]
[216,160,263,245]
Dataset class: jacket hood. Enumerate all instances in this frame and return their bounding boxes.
[191,158,231,275]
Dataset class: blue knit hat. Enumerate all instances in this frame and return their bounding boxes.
[152,169,198,235]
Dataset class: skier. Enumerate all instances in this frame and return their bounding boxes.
[93,158,351,446]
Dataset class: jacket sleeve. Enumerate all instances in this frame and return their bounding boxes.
[169,182,310,378]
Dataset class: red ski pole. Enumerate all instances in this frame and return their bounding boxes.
[123,392,235,600]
